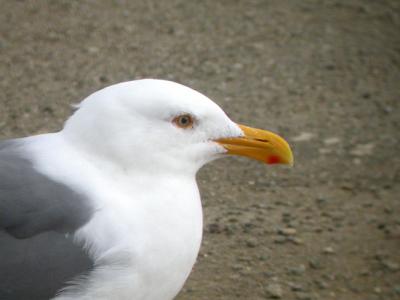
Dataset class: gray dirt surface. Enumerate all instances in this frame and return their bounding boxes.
[1,1,399,299]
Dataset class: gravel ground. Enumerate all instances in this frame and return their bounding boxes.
[1,1,399,299]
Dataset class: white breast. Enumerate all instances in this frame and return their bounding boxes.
[75,178,203,300]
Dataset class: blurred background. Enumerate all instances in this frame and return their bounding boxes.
[0,0,399,299]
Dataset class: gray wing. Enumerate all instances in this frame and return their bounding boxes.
[0,139,94,299]
[0,139,93,238]
[0,231,93,300]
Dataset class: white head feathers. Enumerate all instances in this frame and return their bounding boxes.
[62,79,242,174]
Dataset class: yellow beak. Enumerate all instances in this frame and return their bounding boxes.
[215,124,294,165]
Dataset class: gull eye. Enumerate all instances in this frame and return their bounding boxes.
[172,114,194,129]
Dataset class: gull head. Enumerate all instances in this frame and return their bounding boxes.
[63,79,293,175]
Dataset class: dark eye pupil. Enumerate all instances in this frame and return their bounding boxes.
[173,114,193,128]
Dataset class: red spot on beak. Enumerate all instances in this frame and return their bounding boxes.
[267,155,280,164]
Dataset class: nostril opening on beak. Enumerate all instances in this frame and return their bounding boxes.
[254,138,270,143]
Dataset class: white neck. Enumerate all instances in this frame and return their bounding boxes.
[28,134,203,300]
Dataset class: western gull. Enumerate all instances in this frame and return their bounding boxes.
[0,79,293,300]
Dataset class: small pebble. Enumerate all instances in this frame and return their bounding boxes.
[382,260,399,272]
[288,237,304,245]
[278,227,297,236]
[324,137,340,145]
[316,197,329,205]
[288,282,304,292]
[245,238,258,248]
[350,143,375,156]
[287,264,306,275]
[265,283,283,299]
[309,259,322,269]
[274,236,287,244]
[291,132,315,142]
[314,279,328,289]
[295,292,313,300]
[323,246,335,254]
[394,285,400,295]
